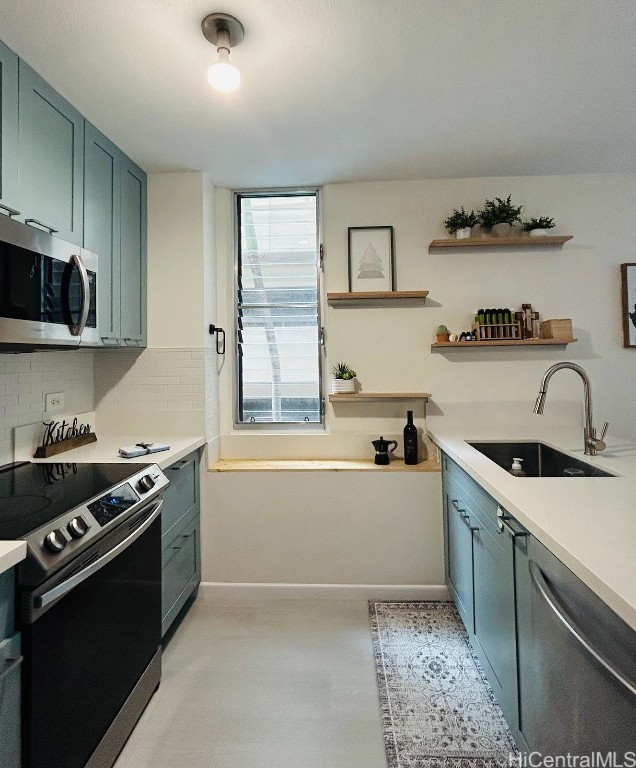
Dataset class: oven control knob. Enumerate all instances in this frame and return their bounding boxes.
[137,474,156,493]
[67,516,90,539]
[44,529,67,553]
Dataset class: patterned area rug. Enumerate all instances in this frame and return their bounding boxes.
[369,601,518,768]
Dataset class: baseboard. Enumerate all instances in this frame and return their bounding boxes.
[199,582,450,601]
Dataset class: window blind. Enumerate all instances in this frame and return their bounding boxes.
[237,193,321,424]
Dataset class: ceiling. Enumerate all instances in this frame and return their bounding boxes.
[2,0,635,187]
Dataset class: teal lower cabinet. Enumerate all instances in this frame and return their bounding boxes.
[0,570,21,768]
[442,451,636,754]
[161,451,201,637]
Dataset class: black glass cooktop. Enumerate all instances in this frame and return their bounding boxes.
[0,462,149,540]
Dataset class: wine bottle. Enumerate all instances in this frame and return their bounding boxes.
[403,410,418,465]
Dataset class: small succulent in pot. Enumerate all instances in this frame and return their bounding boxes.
[443,207,479,239]
[521,216,555,236]
[479,195,523,236]
[436,324,451,343]
[331,362,358,393]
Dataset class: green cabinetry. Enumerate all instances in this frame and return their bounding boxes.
[119,156,147,346]
[84,124,147,346]
[0,570,22,768]
[442,455,521,742]
[18,62,84,245]
[161,451,201,637]
[0,40,19,215]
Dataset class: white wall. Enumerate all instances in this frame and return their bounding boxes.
[203,173,636,588]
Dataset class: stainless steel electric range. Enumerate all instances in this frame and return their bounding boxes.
[0,460,170,768]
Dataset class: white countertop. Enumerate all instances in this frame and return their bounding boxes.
[0,541,27,575]
[427,407,636,631]
[27,435,206,471]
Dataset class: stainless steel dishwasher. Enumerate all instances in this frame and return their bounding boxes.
[515,534,636,754]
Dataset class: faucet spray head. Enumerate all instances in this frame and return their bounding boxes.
[534,390,547,414]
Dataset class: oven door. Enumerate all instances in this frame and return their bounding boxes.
[0,215,98,349]
[20,500,162,768]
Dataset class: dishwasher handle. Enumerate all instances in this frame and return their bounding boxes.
[35,499,163,611]
[529,560,636,696]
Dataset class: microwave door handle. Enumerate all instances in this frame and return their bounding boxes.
[35,499,163,612]
[69,253,90,337]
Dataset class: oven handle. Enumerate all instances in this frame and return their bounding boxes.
[36,500,163,610]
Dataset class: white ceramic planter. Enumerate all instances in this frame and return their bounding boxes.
[331,378,356,393]
[491,222,513,237]
[529,228,550,236]
[455,227,472,239]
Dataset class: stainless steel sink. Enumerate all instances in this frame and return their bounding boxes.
[468,441,615,477]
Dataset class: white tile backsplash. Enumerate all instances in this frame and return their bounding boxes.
[94,348,208,435]
[0,351,94,465]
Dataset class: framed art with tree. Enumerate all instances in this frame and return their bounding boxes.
[347,226,395,293]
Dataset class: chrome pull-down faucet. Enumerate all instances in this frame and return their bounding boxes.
[533,362,609,456]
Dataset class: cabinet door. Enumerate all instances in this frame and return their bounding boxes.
[444,480,474,632]
[18,62,84,245]
[119,156,147,345]
[0,40,19,214]
[472,522,518,722]
[84,123,121,343]
[162,514,200,637]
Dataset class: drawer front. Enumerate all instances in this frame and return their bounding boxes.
[162,452,199,541]
[161,515,200,636]
[0,632,22,768]
[443,454,504,535]
[0,570,15,643]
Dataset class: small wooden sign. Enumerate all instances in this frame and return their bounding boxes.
[33,418,97,459]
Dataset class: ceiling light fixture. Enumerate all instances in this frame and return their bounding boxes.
[202,12,244,93]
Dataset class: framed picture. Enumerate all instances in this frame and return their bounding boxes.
[348,226,395,293]
[621,263,636,347]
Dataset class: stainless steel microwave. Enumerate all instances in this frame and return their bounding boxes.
[0,215,98,350]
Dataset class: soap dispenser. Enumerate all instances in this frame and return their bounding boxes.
[509,457,526,477]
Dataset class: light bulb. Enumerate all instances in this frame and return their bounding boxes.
[207,48,240,92]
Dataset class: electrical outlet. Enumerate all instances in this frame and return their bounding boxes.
[45,392,65,413]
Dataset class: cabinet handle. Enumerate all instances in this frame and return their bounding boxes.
[24,218,58,234]
[529,561,636,696]
[173,545,182,551]
[182,532,192,539]
[0,656,23,682]
[0,203,20,217]
[497,507,529,537]
[169,459,194,472]
[451,499,465,512]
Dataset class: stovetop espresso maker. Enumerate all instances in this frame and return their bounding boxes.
[372,436,398,465]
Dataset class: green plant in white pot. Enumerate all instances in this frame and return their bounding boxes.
[521,216,555,237]
[443,207,479,239]
[331,362,357,393]
[478,195,523,237]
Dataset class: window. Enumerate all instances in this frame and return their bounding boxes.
[236,191,322,424]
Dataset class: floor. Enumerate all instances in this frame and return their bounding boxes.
[114,594,388,768]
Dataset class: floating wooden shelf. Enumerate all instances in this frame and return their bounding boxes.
[431,338,577,349]
[211,458,440,473]
[429,235,573,252]
[327,290,429,303]
[329,392,431,401]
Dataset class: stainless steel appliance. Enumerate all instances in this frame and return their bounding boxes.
[0,215,98,349]
[0,461,169,768]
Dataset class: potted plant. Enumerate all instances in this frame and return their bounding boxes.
[478,195,523,237]
[436,325,451,343]
[443,207,479,239]
[521,216,555,237]
[331,362,357,393]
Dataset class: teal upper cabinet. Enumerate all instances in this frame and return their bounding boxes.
[119,156,147,346]
[18,61,84,245]
[84,123,122,343]
[0,40,19,214]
